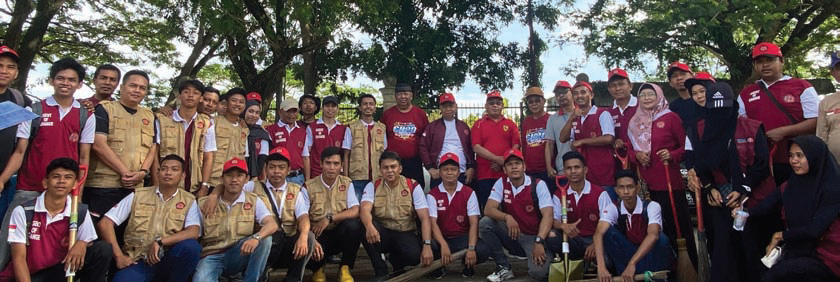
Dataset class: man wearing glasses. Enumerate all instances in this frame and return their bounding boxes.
[470,90,520,211]
[521,87,553,192]
[544,81,574,182]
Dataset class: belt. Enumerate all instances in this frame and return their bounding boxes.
[288,170,302,177]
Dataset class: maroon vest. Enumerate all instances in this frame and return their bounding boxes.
[573,108,616,186]
[501,177,543,235]
[733,117,777,209]
[3,212,70,275]
[267,122,307,170]
[19,101,84,191]
[428,186,473,238]
[615,200,649,245]
[609,105,638,146]
[308,123,347,177]
[560,183,604,237]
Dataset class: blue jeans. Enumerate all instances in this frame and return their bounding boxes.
[602,227,673,274]
[352,180,369,202]
[193,236,273,282]
[113,239,201,282]
[287,174,305,186]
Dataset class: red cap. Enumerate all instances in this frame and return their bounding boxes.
[223,157,248,174]
[486,90,502,100]
[693,72,715,82]
[0,46,19,63]
[439,152,460,166]
[554,80,571,89]
[668,62,692,73]
[608,68,629,80]
[269,147,291,161]
[439,92,456,105]
[572,81,593,92]
[246,92,262,102]
[503,148,524,163]
[752,42,783,59]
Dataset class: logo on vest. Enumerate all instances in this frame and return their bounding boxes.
[286,192,295,200]
[339,185,346,192]
[589,213,598,222]
[502,125,509,132]
[401,189,409,197]
[69,133,79,142]
[60,236,70,248]
[377,128,383,134]
[656,121,665,128]
[176,202,185,209]
[456,215,465,223]
[298,141,304,148]
[143,119,150,125]
[335,141,341,147]
[463,128,469,135]
[197,121,205,129]
[525,205,534,212]
[783,94,795,103]
[243,202,253,210]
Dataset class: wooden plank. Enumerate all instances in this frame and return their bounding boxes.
[387,250,468,282]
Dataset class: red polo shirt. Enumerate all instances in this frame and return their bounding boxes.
[471,115,520,180]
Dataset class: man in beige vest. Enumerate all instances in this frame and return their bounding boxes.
[193,157,277,282]
[85,70,157,223]
[209,88,249,187]
[97,154,202,282]
[305,146,362,282]
[360,151,433,281]
[342,93,387,203]
[155,79,216,196]
[817,51,840,165]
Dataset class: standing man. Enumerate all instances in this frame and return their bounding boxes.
[666,62,698,128]
[0,46,29,212]
[818,51,840,165]
[199,86,221,116]
[557,82,617,199]
[305,147,363,282]
[607,68,637,150]
[86,70,157,222]
[480,149,554,282]
[193,157,277,282]
[156,79,216,196]
[267,98,307,185]
[80,64,121,111]
[342,93,387,201]
[299,94,321,128]
[419,92,475,188]
[0,58,96,269]
[360,151,433,281]
[521,86,552,191]
[304,96,348,180]
[545,80,574,180]
[738,42,819,185]
[0,158,111,281]
[98,154,202,282]
[381,83,429,189]
[472,90,521,210]
[208,88,248,188]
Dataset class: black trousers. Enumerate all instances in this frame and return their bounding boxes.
[649,190,697,268]
[266,231,315,282]
[308,219,364,270]
[82,187,133,223]
[707,205,743,282]
[741,213,784,282]
[362,221,421,276]
[764,256,838,282]
[31,241,112,282]
[400,157,425,189]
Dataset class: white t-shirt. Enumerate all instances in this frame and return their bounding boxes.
[8,195,97,244]
[103,189,202,228]
[426,183,480,218]
[437,119,467,172]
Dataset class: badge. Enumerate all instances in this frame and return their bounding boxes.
[783,94,795,103]
[142,119,150,126]
[401,189,409,197]
[377,129,383,134]
[502,125,509,132]
[656,121,665,128]
[69,133,79,142]
[747,137,754,142]
[525,205,534,212]
[339,185,346,192]
[175,202,185,209]
[615,123,621,128]
[456,215,465,223]
[759,45,768,51]
[748,90,761,102]
[298,141,304,148]
[243,202,252,210]
[335,141,341,147]
[589,213,598,221]
[287,192,295,200]
[197,121,205,129]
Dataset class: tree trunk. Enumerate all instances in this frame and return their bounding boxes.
[526,0,539,87]
[166,23,219,104]
[6,0,67,92]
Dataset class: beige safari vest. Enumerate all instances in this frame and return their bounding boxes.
[209,117,248,186]
[87,101,155,188]
[306,175,352,224]
[347,120,386,181]
[123,187,196,260]
[157,112,210,192]
[252,181,302,236]
[372,176,417,232]
[198,192,262,256]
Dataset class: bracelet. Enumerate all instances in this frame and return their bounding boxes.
[140,168,151,175]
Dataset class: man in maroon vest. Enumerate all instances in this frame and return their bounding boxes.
[737,42,819,185]
[480,149,554,282]
[267,98,307,185]
[607,68,637,151]
[548,151,612,264]
[557,82,617,200]
[426,152,489,279]
[0,158,111,281]
[303,96,347,180]
[0,58,95,269]
[594,170,672,282]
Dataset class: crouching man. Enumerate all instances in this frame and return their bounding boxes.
[594,170,672,282]
[193,157,277,282]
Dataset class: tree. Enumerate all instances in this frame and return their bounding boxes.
[573,0,840,91]
[522,0,562,87]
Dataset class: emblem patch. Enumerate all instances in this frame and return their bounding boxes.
[456,215,465,223]
[69,133,79,142]
[142,119,150,126]
[401,189,409,197]
[656,121,665,128]
[286,192,295,200]
[589,213,598,221]
[503,125,509,132]
[525,205,534,212]
[175,202,185,209]
[197,121,205,129]
[783,94,795,103]
[339,185,346,192]
[243,202,252,210]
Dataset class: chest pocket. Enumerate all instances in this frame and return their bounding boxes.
[236,215,255,236]
[161,123,181,153]
[129,205,154,233]
[203,216,225,245]
[216,125,232,151]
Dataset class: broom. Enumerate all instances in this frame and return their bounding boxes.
[664,161,697,282]
[694,176,710,282]
[66,165,89,281]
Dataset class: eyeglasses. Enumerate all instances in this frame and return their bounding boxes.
[638,92,657,98]
[526,97,543,104]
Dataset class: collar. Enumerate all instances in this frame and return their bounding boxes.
[172,107,197,123]
[620,196,644,215]
[483,115,507,122]
[320,175,338,189]
[155,187,180,202]
[506,176,532,188]
[568,180,592,195]
[359,119,376,126]
[46,96,81,108]
[584,106,599,117]
[437,182,463,193]
[612,96,638,110]
[226,191,246,205]
[758,75,792,88]
[316,118,341,126]
[34,194,72,217]
[277,119,300,130]
[267,180,287,192]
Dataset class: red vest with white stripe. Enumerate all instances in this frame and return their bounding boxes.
[501,177,542,236]
[267,122,307,170]
[428,186,473,238]
[5,212,70,274]
[308,123,347,177]
[559,183,604,237]
[18,101,84,191]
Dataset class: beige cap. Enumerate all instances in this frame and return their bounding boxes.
[525,86,544,97]
[280,98,299,111]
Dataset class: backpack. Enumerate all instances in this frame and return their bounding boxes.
[615,199,649,236]
[8,88,24,107]
[20,199,88,245]
[29,100,90,139]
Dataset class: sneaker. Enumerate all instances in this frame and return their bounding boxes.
[427,267,447,279]
[486,266,514,282]
[338,265,354,282]
[312,266,326,282]
[461,267,475,278]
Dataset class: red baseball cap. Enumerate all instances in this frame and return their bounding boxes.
[572,81,593,92]
[246,92,262,102]
[693,72,715,82]
[223,157,248,174]
[439,92,456,105]
[0,46,19,63]
[503,148,524,163]
[486,90,502,100]
[269,147,291,161]
[667,62,692,79]
[752,42,783,59]
[608,68,629,80]
[683,72,716,92]
[439,152,460,166]
[554,80,571,90]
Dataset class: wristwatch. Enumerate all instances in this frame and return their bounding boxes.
[250,234,261,241]
[326,213,334,224]
[155,237,164,247]
[468,245,476,251]
[423,240,432,245]
[535,237,545,245]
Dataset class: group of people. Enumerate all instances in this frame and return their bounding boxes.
[0,41,838,282]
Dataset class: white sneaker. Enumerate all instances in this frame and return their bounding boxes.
[486,266,514,282]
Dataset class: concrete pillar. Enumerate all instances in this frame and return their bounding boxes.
[380,75,397,110]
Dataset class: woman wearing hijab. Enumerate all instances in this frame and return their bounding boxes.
[242,93,270,179]
[627,83,696,267]
[751,135,840,282]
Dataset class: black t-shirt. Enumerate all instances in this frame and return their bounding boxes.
[669,97,700,129]
[0,89,32,175]
[94,103,157,138]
